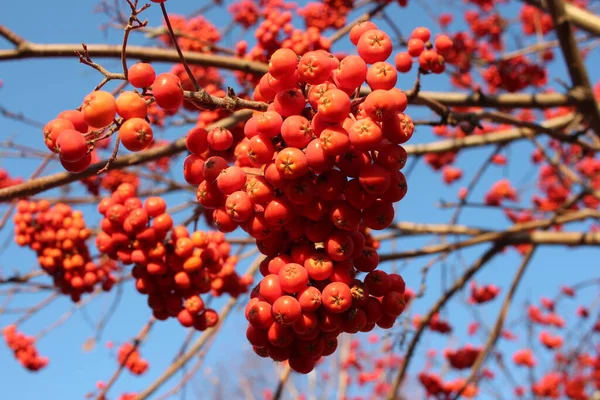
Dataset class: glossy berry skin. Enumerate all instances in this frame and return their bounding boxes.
[81,91,117,129]
[57,110,87,133]
[128,63,156,88]
[56,130,88,162]
[116,92,147,120]
[119,118,153,151]
[272,295,302,325]
[321,282,353,314]
[395,52,412,73]
[152,73,183,110]
[269,48,298,79]
[278,263,309,294]
[357,29,393,64]
[43,119,75,152]
[61,153,92,173]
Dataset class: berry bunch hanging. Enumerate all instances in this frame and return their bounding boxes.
[179,21,444,372]
[3,325,48,372]
[95,183,251,330]
[13,200,117,302]
[117,343,149,376]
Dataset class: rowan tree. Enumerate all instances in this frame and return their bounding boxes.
[1,0,600,399]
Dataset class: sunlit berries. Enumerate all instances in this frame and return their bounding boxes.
[95,184,250,330]
[13,200,117,302]
[3,325,48,372]
[82,90,118,129]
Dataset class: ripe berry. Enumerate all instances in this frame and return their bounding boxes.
[394,52,412,73]
[357,29,393,64]
[278,263,309,293]
[57,110,88,133]
[349,21,378,45]
[321,282,353,314]
[116,91,148,120]
[56,130,88,162]
[207,127,234,151]
[81,91,117,129]
[128,63,156,88]
[152,73,183,110]
[43,119,75,152]
[411,26,431,42]
[268,48,298,79]
[119,118,153,151]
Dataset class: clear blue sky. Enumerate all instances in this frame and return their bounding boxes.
[1,1,598,399]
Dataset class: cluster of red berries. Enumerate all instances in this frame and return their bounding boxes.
[465,10,504,51]
[413,312,452,334]
[95,183,250,329]
[520,5,553,36]
[482,56,547,93]
[394,26,453,74]
[159,14,221,52]
[444,345,482,369]
[530,143,600,212]
[513,348,536,367]
[298,1,351,31]
[42,82,154,172]
[3,325,48,371]
[234,2,332,87]
[484,179,518,206]
[442,166,462,185]
[419,372,479,398]
[245,265,407,373]
[13,200,117,302]
[0,168,22,190]
[468,281,500,304]
[117,343,149,375]
[539,331,563,349]
[531,373,562,398]
[42,61,200,173]
[83,168,141,197]
[229,0,260,29]
[179,22,440,373]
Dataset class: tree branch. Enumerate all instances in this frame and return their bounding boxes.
[523,0,600,37]
[385,245,503,400]
[450,246,537,399]
[0,26,591,109]
[403,111,581,155]
[544,0,600,136]
[380,209,600,261]
[0,29,268,75]
[0,110,252,202]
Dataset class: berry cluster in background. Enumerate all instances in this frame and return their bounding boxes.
[14,200,117,302]
[3,325,48,372]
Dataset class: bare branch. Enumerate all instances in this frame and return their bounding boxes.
[403,111,581,155]
[380,209,600,261]
[385,245,503,400]
[544,0,600,136]
[523,0,600,37]
[451,247,537,399]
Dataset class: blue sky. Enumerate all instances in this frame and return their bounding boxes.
[1,1,599,399]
